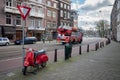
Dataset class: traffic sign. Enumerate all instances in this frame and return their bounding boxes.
[17,5,31,20]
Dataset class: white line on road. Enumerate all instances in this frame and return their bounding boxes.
[0,57,22,62]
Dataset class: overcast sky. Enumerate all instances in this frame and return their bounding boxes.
[71,0,115,30]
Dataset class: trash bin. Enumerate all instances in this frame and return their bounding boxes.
[65,43,72,60]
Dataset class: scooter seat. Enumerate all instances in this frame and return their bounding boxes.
[34,49,45,55]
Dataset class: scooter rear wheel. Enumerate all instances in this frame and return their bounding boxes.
[22,66,27,75]
[41,62,47,68]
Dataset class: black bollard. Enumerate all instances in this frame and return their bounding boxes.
[100,42,102,48]
[95,43,97,51]
[79,46,81,55]
[87,44,89,52]
[54,49,57,62]
[103,42,104,47]
[97,42,99,49]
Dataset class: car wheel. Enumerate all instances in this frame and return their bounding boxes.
[5,42,9,46]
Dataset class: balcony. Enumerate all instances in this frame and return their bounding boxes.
[28,26,45,30]
[4,6,20,14]
[29,12,44,18]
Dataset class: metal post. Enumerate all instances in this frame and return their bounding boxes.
[79,46,81,55]
[22,20,25,67]
[95,43,97,51]
[103,42,104,47]
[87,44,89,52]
[97,42,99,49]
[54,49,57,62]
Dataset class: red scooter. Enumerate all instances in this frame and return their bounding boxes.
[22,48,48,75]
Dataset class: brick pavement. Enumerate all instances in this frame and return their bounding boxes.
[3,41,120,80]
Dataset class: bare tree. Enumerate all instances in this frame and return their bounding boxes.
[95,20,109,37]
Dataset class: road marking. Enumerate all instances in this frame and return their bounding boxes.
[0,57,22,62]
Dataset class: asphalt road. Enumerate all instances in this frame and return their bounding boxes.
[0,37,105,60]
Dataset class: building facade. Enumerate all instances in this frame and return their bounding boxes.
[45,0,58,40]
[0,0,74,42]
[0,0,46,41]
[57,0,71,28]
[111,0,120,42]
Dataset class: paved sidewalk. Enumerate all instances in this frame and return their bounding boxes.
[3,41,120,80]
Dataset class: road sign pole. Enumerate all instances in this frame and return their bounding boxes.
[17,5,31,69]
[22,20,25,67]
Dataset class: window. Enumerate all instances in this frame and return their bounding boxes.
[31,6,35,13]
[52,22,57,28]
[64,11,67,18]
[60,10,63,17]
[16,15,21,25]
[47,21,51,28]
[61,3,63,8]
[47,10,51,17]
[31,20,35,27]
[38,0,42,3]
[38,7,43,14]
[53,3,57,8]
[52,11,56,18]
[47,1,51,6]
[68,12,70,19]
[6,0,12,6]
[6,14,11,24]
[38,20,42,27]
[64,4,66,9]
[35,7,38,13]
[16,0,22,6]
[67,5,70,9]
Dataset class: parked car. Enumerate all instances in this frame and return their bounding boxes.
[14,37,37,45]
[0,37,10,46]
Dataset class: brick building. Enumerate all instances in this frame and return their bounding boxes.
[45,0,58,40]
[57,0,71,28]
[0,0,74,42]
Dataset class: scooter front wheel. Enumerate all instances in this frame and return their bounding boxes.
[41,62,47,68]
[22,66,27,75]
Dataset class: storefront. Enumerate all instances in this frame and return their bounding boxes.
[28,27,45,41]
[0,25,16,41]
